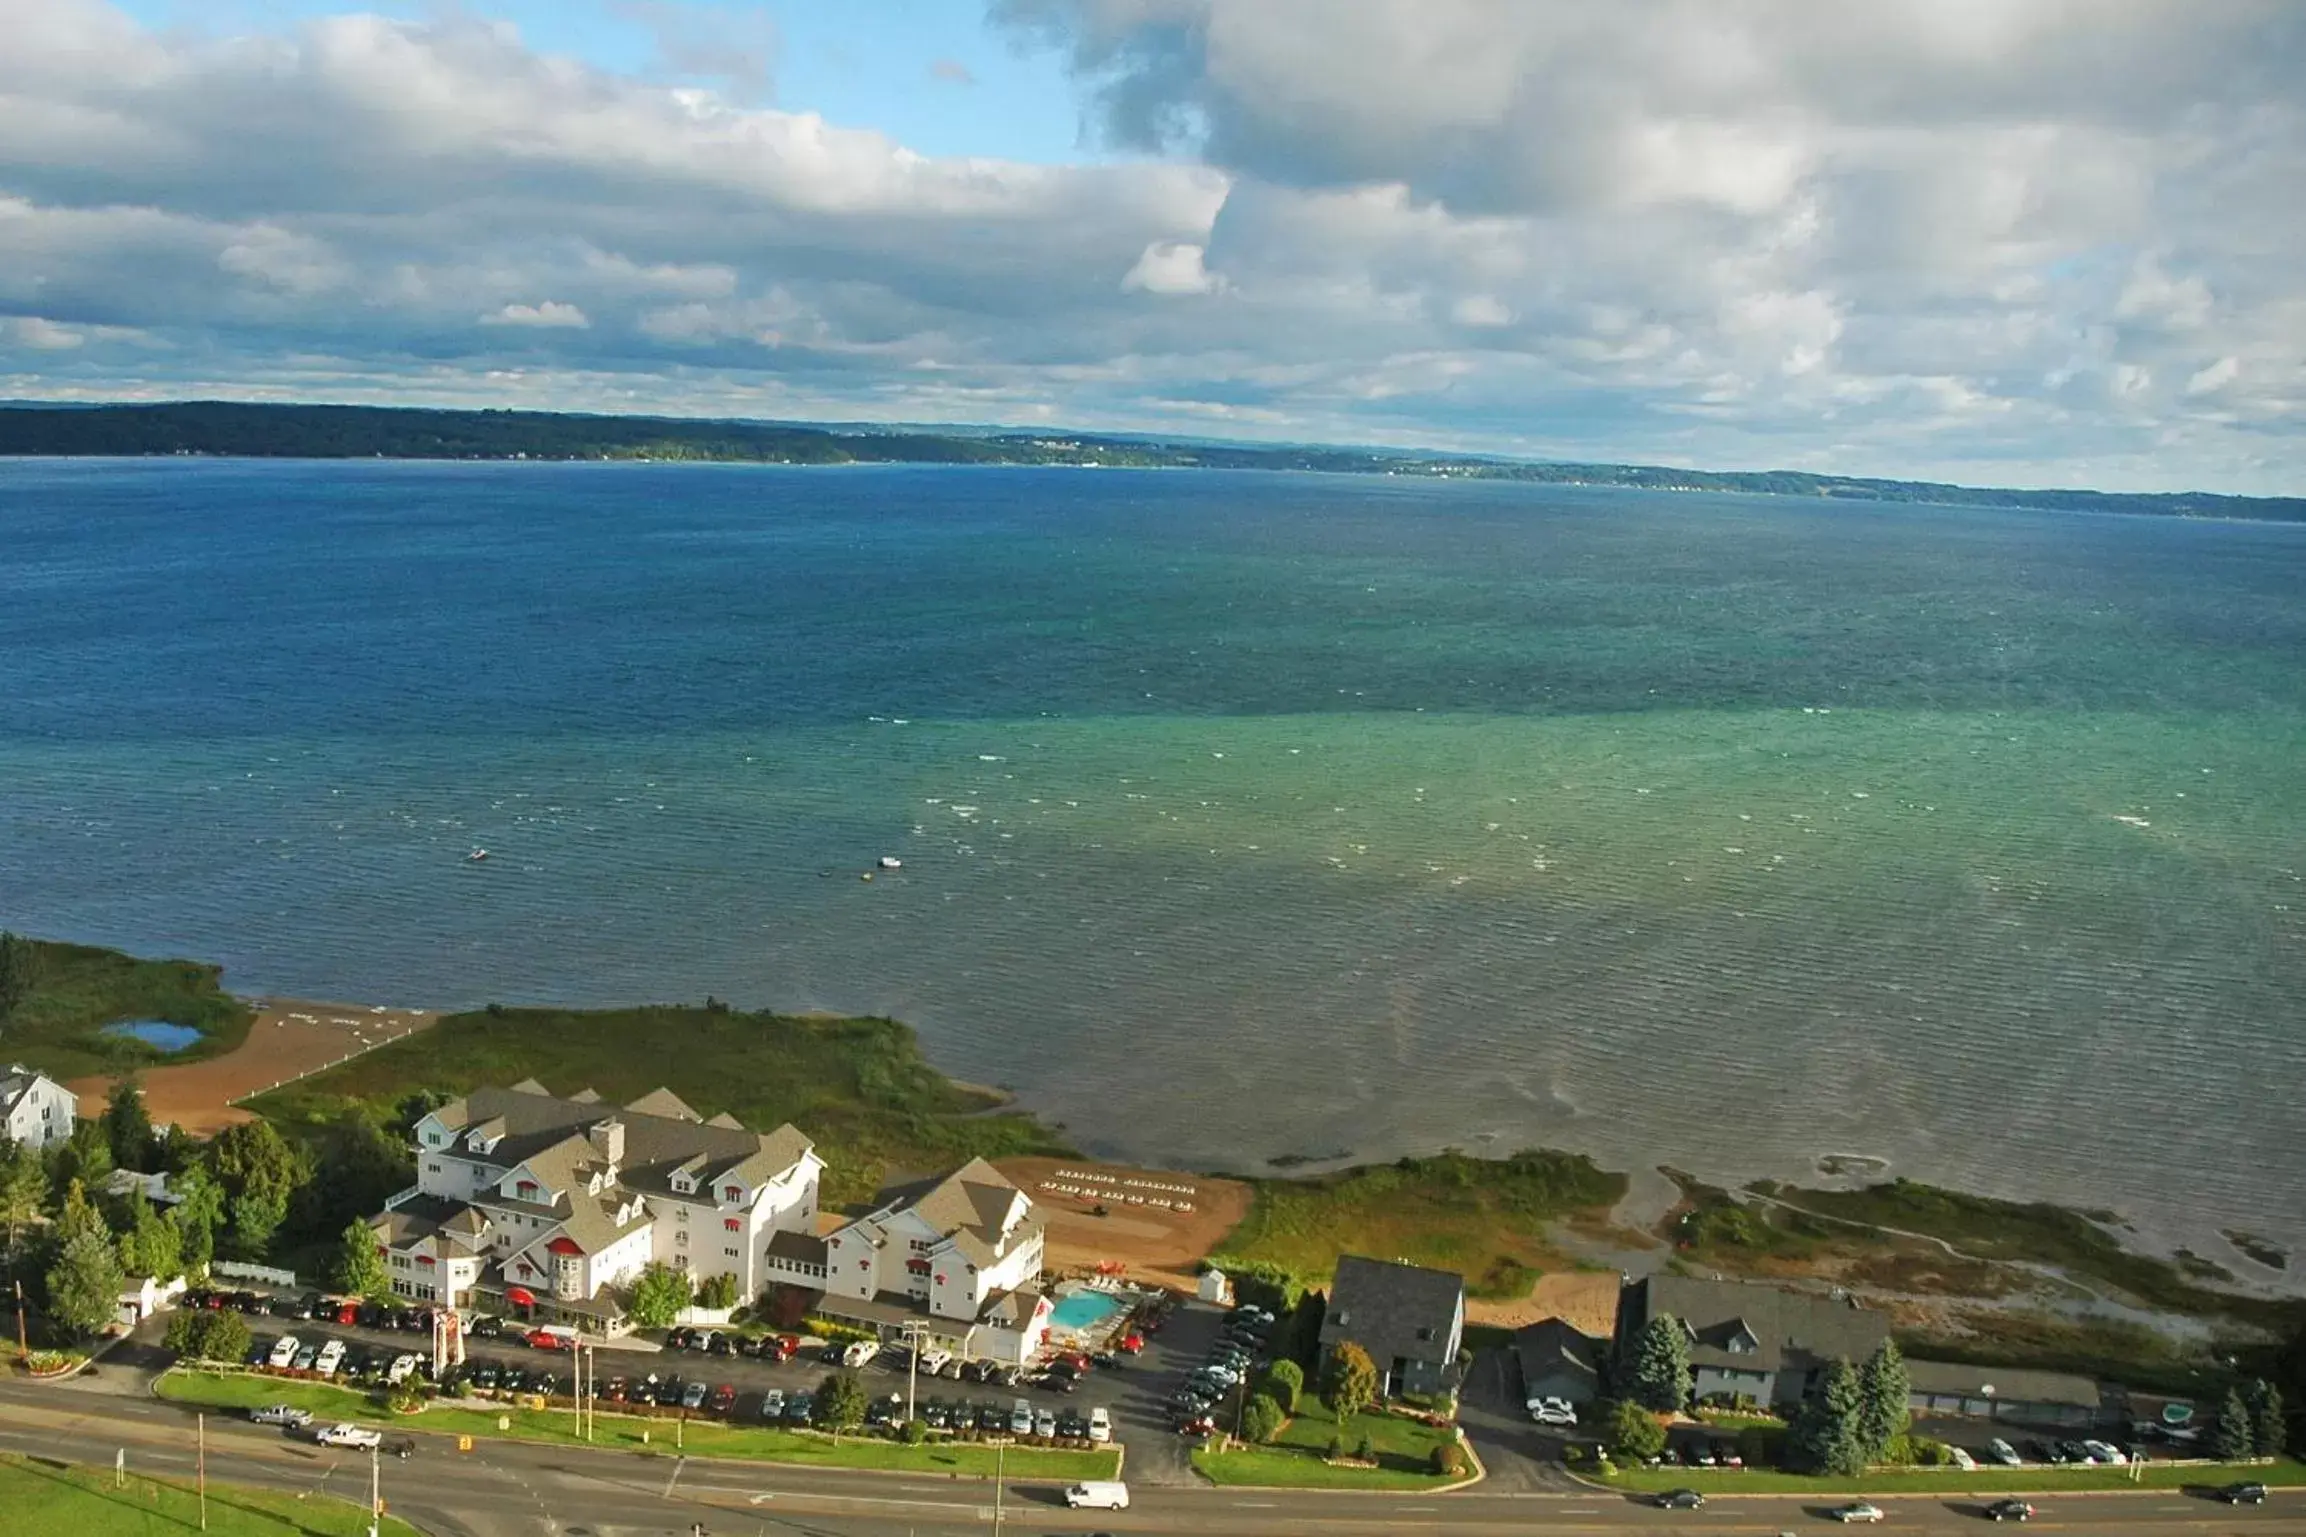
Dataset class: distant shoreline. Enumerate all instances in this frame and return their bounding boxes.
[4,399,2300,521]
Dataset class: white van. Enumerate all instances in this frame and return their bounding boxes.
[267,1334,303,1370]
[842,1339,880,1369]
[1010,1398,1035,1436]
[1064,1481,1130,1510]
[1087,1406,1113,1443]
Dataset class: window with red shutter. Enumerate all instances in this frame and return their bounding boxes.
[724,1185,741,1201]
[723,1217,740,1231]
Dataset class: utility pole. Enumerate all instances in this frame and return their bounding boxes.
[12,1278,26,1363]
[991,1438,1005,1536]
[899,1320,928,1429]
[197,1412,207,1532]
[367,1440,380,1537]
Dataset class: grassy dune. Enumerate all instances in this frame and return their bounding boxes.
[1209,1149,1624,1298]
[0,937,253,1079]
[248,1003,1070,1205]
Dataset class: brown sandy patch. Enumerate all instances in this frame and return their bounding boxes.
[995,1155,1253,1295]
[1467,1269,1624,1335]
[67,998,438,1134]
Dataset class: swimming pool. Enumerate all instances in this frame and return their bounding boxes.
[1048,1288,1129,1334]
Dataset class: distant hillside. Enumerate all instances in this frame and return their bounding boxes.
[3,400,2299,522]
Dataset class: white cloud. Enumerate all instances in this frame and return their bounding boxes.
[482,301,593,330]
[1122,240,1220,295]
[6,316,86,351]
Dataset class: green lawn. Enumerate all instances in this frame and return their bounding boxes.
[245,1003,1071,1203]
[1597,1455,2306,1496]
[1209,1149,1625,1298]
[158,1369,1118,1481]
[1191,1399,1462,1490]
[0,1451,422,1536]
[0,938,254,1080]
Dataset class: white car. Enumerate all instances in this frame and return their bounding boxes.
[250,1405,313,1427]
[266,1335,302,1370]
[842,1339,880,1369]
[312,1340,346,1377]
[759,1388,785,1421]
[1527,1396,1578,1426]
[315,1423,383,1450]
[385,1353,421,1386]
[1034,1408,1058,1438]
[1087,1406,1113,1443]
[1949,1445,1977,1471]
[918,1348,952,1375]
[1987,1438,2023,1467]
[1830,1502,1886,1524]
[2083,1440,2127,1465]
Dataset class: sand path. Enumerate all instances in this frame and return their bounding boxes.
[67,998,439,1133]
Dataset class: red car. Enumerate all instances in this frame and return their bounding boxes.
[526,1328,571,1351]
[1117,1333,1145,1354]
[1058,1351,1093,1372]
[708,1383,737,1417]
[334,1302,360,1326]
[768,1334,799,1362]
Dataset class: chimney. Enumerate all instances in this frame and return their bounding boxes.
[590,1117,626,1168]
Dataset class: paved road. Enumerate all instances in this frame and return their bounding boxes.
[7,1373,2303,1536]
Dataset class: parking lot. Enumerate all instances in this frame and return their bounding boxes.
[191,1285,1256,1478]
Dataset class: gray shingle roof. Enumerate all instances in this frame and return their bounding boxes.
[1905,1359,2099,1409]
[1319,1255,1465,1368]
[1625,1276,1888,1376]
[1514,1318,1602,1395]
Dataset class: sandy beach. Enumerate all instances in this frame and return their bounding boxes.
[67,997,438,1134]
[995,1155,1253,1293]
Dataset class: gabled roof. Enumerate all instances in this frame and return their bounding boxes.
[625,1086,699,1121]
[867,1158,1036,1263]
[979,1286,1047,1328]
[1319,1255,1465,1367]
[419,1084,814,1203]
[1905,1359,2099,1409]
[509,1078,551,1096]
[1514,1317,1602,1393]
[764,1229,829,1267]
[568,1087,602,1104]
[2,1064,71,1117]
[1624,1276,1888,1376]
[704,1111,743,1129]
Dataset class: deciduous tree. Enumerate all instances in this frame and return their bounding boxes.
[1603,1397,1667,1461]
[102,1077,155,1172]
[1321,1339,1380,1421]
[0,1139,43,1267]
[165,1307,251,1362]
[117,1195,182,1283]
[815,1368,868,1432]
[626,1262,691,1330]
[697,1271,741,1310]
[332,1217,393,1298]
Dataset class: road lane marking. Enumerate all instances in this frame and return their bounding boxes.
[1231,1500,1277,1507]
[660,1454,685,1499]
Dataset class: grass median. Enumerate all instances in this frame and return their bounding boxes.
[0,1449,422,1536]
[1190,1399,1462,1491]
[158,1368,1120,1482]
[1595,1455,2306,1497]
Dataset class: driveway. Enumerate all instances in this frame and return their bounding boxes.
[1458,1344,1588,1492]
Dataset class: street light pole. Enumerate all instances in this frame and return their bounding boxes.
[992,1438,1005,1536]
[899,1320,928,1428]
[366,1440,380,1537]
[197,1412,207,1532]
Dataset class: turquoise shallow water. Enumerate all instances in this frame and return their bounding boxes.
[3,460,2303,1269]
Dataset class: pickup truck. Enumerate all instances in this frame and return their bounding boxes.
[315,1423,384,1450]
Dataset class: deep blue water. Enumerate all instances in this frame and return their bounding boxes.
[5,459,2304,1270]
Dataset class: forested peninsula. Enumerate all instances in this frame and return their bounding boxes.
[4,400,2300,522]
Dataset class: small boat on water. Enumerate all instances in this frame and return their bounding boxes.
[877,855,903,870]
[466,848,489,863]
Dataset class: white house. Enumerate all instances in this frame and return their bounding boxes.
[1,1064,76,1151]
[371,1079,821,1328]
[805,1158,1053,1363]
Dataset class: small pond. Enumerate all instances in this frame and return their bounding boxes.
[100,1020,204,1052]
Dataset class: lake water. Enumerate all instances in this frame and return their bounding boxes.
[100,1020,206,1052]
[4,460,2302,1273]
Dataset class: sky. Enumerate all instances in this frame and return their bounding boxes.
[5,1,2304,492]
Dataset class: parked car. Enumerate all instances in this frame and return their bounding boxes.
[2081,1439,2127,1465]
[250,1405,313,1427]
[679,1380,709,1411]
[758,1388,785,1420]
[708,1383,737,1416]
[665,1327,696,1350]
[1010,1399,1035,1436]
[386,1353,420,1386]
[842,1340,880,1369]
[1655,1490,1705,1510]
[312,1340,346,1377]
[1714,1440,1742,1468]
[1087,1406,1113,1443]
[526,1328,573,1351]
[315,1423,382,1450]
[292,1345,319,1372]
[1829,1502,1886,1524]
[471,1363,501,1391]
[1034,1408,1058,1439]
[784,1392,814,1424]
[1987,1438,2022,1467]
[707,1334,736,1358]
[1986,1499,2035,1522]
[467,1314,504,1338]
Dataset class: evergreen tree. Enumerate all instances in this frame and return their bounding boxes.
[1857,1339,1911,1460]
[1628,1312,1693,1413]
[101,1077,156,1172]
[46,1119,113,1201]
[331,1217,393,1298]
[1791,1357,1868,1475]
[0,930,36,1021]
[168,1164,223,1278]
[2211,1386,2253,1461]
[45,1182,124,1340]
[2245,1379,2286,1458]
[1321,1339,1381,1421]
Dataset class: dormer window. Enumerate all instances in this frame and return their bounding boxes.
[671,1173,693,1194]
[515,1179,538,1199]
[723,1184,743,1202]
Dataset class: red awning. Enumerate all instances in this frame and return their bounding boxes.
[505,1285,537,1308]
[546,1237,584,1257]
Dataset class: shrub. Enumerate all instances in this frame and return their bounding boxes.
[1354,1434,1374,1462]
[900,1417,929,1445]
[1261,1357,1304,1414]
[165,1308,252,1363]
[1429,1440,1470,1477]
[696,1272,741,1310]
[1602,1398,1668,1461]
[1241,1393,1286,1444]
[1736,1424,1786,1469]
[1326,1434,1346,1460]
